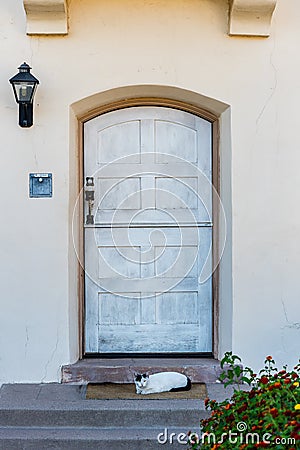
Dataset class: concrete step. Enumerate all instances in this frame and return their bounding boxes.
[0,399,209,428]
[0,383,234,450]
[0,426,195,449]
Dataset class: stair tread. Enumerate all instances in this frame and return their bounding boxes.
[0,399,205,410]
[0,382,233,405]
[0,425,199,439]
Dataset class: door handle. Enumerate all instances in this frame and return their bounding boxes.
[85,177,94,225]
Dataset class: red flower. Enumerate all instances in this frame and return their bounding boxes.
[226,413,235,423]
[266,356,273,361]
[237,404,247,413]
[204,397,209,406]
[273,382,281,388]
[284,378,291,384]
[260,376,269,385]
[291,432,300,440]
[270,407,279,418]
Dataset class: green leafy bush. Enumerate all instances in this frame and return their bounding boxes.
[188,352,300,449]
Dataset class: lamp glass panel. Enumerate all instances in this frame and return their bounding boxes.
[14,82,35,103]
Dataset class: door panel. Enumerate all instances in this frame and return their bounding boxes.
[84,107,213,354]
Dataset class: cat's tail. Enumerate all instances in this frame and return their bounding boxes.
[169,376,192,392]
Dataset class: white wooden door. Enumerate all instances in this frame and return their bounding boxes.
[84,107,212,354]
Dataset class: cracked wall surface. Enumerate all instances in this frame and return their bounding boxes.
[0,0,299,383]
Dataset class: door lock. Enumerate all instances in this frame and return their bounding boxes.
[85,177,95,225]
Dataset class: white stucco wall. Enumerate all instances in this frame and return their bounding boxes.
[0,0,299,383]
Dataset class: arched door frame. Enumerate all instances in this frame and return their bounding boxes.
[69,85,232,361]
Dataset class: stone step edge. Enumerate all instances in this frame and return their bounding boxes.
[0,399,205,410]
[0,408,208,428]
[0,425,201,440]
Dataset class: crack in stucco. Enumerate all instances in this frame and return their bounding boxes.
[41,329,59,383]
[24,326,29,358]
[256,29,277,129]
[281,299,300,331]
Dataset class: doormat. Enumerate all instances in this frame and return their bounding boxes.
[86,383,207,400]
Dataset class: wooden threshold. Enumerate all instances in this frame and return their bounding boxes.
[61,357,221,384]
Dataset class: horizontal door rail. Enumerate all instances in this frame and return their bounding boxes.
[84,222,213,228]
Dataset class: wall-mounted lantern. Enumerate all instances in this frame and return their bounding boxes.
[9,62,39,128]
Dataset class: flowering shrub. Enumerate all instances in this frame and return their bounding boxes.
[189,353,300,449]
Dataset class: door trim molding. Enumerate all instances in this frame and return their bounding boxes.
[69,85,231,361]
[78,97,218,124]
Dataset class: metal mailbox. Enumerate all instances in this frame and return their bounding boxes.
[29,173,52,198]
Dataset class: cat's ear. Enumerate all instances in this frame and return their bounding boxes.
[134,373,143,381]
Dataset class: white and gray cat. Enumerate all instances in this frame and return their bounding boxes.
[134,371,191,394]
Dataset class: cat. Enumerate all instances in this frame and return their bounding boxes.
[134,371,191,395]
